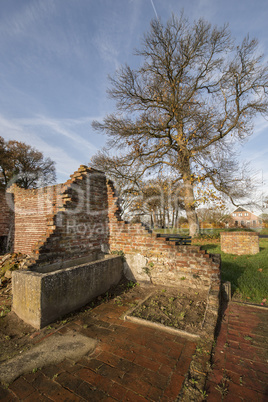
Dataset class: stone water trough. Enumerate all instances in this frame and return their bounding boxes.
[12,255,123,329]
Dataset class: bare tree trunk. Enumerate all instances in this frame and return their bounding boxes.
[153,210,157,227]
[167,208,170,228]
[158,208,162,227]
[175,208,179,228]
[171,208,175,228]
[182,176,199,237]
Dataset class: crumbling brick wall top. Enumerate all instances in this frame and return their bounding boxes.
[10,165,109,265]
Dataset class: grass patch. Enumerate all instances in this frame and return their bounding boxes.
[154,228,189,235]
[193,233,220,242]
[259,228,268,235]
[197,239,268,304]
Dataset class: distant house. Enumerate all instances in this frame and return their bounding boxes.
[231,207,262,228]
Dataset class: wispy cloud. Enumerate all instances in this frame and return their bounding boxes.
[0,0,91,72]
[0,0,54,38]
[16,115,98,153]
[246,116,268,143]
[253,116,268,134]
[93,32,120,68]
[92,1,144,69]
[242,147,268,172]
[0,114,102,182]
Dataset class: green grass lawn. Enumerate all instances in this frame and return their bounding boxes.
[198,239,268,305]
[260,227,268,235]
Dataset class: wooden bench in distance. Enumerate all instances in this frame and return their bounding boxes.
[156,233,192,245]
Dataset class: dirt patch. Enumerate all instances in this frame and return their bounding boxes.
[0,282,35,364]
[130,287,207,335]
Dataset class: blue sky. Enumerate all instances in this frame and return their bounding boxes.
[0,0,267,201]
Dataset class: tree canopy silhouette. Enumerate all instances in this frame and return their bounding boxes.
[0,136,56,189]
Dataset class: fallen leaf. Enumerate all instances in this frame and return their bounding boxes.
[258,268,263,272]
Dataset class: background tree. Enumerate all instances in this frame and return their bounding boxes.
[91,152,184,226]
[197,206,231,227]
[263,196,268,210]
[127,177,184,228]
[92,14,268,236]
[0,136,56,189]
[260,213,268,226]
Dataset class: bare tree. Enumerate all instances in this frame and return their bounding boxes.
[0,137,56,189]
[127,177,184,228]
[197,206,231,227]
[92,14,268,236]
[91,151,184,225]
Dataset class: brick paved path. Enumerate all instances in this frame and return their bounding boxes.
[206,302,268,401]
[0,291,196,401]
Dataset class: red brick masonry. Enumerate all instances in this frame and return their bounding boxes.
[0,189,13,237]
[107,180,220,289]
[9,166,109,264]
[221,231,259,255]
[206,302,268,401]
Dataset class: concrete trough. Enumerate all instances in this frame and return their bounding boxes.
[12,255,123,329]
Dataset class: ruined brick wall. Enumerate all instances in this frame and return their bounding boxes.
[0,190,14,252]
[107,182,221,289]
[221,231,259,255]
[11,166,109,264]
[11,184,64,255]
[0,190,12,237]
[33,167,109,264]
[9,166,220,288]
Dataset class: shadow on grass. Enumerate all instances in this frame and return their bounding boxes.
[220,261,246,296]
[198,244,219,251]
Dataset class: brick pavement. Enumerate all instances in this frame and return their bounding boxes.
[2,284,267,401]
[0,289,197,401]
[206,302,268,401]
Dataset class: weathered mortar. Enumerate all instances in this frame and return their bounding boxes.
[221,231,259,255]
